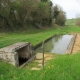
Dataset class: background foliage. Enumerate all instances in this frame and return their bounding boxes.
[0,0,66,31]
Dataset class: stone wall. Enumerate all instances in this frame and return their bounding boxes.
[0,42,34,66]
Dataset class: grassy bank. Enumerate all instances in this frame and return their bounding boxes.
[0,25,80,80]
[0,26,80,48]
[0,53,80,80]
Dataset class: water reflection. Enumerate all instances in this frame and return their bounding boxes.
[35,35,73,54]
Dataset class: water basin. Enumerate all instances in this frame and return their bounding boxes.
[35,34,73,54]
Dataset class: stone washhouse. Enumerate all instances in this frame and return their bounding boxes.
[0,42,34,66]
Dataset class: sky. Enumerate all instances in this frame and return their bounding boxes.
[51,0,80,19]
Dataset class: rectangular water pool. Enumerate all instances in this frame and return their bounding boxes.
[35,34,73,54]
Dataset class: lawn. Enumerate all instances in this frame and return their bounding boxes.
[0,25,80,48]
[0,24,80,80]
[0,52,80,80]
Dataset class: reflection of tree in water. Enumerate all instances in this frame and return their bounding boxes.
[35,35,63,53]
[35,45,42,53]
[44,39,53,52]
[35,35,72,54]
[52,35,62,43]
[35,39,53,53]
[44,35,62,52]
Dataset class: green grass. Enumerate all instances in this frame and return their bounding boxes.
[0,25,80,48]
[66,19,76,26]
[0,27,64,48]
[41,53,80,80]
[0,53,80,80]
[1,23,80,80]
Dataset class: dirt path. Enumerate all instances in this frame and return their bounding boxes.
[31,53,54,70]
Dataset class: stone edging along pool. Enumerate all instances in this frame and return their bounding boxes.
[66,34,77,54]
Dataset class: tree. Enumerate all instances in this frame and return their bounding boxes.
[0,0,55,30]
[41,0,48,2]
[55,10,66,26]
[53,5,60,19]
[52,4,66,26]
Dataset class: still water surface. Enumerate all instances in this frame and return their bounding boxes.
[35,35,73,54]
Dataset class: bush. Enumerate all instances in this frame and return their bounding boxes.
[0,0,53,31]
[55,10,66,26]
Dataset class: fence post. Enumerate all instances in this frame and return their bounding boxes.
[42,41,44,68]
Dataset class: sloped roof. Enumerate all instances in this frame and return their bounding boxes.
[0,42,30,53]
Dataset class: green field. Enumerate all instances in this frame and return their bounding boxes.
[0,20,80,80]
[66,19,76,26]
[0,25,80,48]
[0,53,80,80]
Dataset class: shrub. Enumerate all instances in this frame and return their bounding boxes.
[55,10,66,26]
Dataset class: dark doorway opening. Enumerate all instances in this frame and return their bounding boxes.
[18,57,28,66]
[16,46,30,66]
